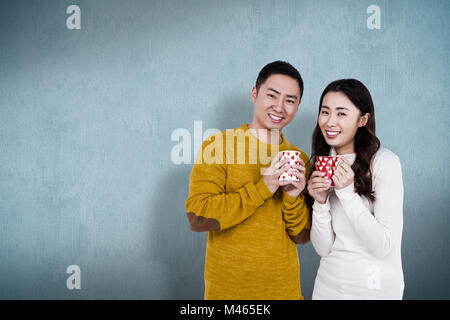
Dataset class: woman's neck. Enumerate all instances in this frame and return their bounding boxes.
[335,143,355,155]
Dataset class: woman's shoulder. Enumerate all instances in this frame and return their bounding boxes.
[372,148,402,173]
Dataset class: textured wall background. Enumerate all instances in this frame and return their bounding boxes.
[0,0,448,299]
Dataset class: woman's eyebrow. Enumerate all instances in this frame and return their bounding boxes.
[320,105,350,111]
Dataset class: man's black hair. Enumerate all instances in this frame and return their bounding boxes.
[255,60,304,100]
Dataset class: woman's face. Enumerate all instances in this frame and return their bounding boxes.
[318,91,369,155]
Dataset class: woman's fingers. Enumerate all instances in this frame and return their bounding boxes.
[333,168,342,180]
[337,158,354,178]
[337,162,350,174]
[309,174,329,183]
[308,183,330,195]
[310,170,324,177]
[332,174,339,185]
[309,179,331,189]
[314,187,330,193]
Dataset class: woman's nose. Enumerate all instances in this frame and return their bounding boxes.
[327,113,337,126]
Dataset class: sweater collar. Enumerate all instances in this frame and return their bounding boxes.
[330,147,356,165]
[242,123,287,148]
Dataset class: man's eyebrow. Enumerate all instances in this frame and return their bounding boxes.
[267,88,298,100]
[267,88,280,95]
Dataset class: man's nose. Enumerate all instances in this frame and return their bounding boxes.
[272,98,283,113]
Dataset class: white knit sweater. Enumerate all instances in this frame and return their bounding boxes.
[310,147,404,300]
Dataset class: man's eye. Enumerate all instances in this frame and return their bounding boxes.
[338,113,346,116]
[287,100,295,104]
[268,94,275,98]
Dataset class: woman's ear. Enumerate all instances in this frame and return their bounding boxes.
[358,113,370,127]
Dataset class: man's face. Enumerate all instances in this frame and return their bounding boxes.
[250,74,301,131]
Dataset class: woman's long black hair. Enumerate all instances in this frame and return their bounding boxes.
[311,79,380,202]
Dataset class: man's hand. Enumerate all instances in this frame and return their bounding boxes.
[262,152,290,194]
[279,158,306,197]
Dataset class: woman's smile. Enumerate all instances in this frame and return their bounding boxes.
[324,129,341,139]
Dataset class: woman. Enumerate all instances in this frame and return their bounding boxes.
[307,79,404,299]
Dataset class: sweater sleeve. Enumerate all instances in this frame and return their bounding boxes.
[282,152,312,242]
[310,198,335,257]
[185,135,274,231]
[334,151,404,258]
[282,190,311,239]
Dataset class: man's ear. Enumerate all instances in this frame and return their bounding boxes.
[251,86,258,103]
[358,113,370,127]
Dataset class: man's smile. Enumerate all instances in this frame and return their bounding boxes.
[268,113,284,122]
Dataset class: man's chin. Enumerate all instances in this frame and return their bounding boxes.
[266,120,288,131]
[251,119,287,131]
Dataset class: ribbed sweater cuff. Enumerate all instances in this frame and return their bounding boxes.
[282,188,303,204]
[312,198,332,223]
[255,177,274,201]
[313,197,331,212]
[335,182,355,200]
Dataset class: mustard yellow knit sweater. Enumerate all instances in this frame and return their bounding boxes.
[185,123,312,300]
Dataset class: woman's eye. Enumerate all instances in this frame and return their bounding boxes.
[320,110,329,115]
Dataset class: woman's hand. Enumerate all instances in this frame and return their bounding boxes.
[307,170,331,204]
[332,157,355,190]
[279,159,307,197]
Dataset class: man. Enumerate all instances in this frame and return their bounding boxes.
[185,61,312,299]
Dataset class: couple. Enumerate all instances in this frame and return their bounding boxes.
[185,61,404,300]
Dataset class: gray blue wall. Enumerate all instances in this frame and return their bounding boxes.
[0,0,448,299]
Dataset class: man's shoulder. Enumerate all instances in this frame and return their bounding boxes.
[198,126,246,158]
[282,138,312,173]
[204,125,247,139]
[282,139,310,160]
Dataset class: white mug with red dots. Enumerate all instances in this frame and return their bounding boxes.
[279,150,301,182]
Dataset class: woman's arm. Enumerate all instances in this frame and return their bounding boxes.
[335,151,404,258]
[310,198,335,257]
